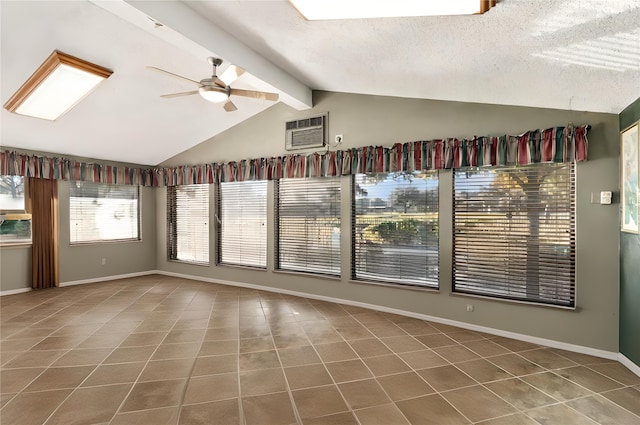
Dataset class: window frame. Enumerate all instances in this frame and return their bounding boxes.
[351,171,439,289]
[216,180,268,269]
[452,163,576,308]
[69,181,141,245]
[275,176,342,277]
[0,175,32,245]
[167,184,210,266]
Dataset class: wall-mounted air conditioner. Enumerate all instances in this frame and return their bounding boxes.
[285,114,327,150]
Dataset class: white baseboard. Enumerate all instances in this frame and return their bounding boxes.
[618,353,640,378]
[1,270,155,295]
[59,270,156,287]
[0,287,32,296]
[154,270,619,361]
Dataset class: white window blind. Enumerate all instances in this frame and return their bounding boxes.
[217,180,267,268]
[167,184,209,265]
[70,182,139,244]
[353,172,439,288]
[276,177,341,276]
[453,163,576,307]
[0,175,31,244]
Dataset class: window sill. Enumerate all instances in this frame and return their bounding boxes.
[70,239,142,247]
[168,259,210,267]
[0,242,32,249]
[449,291,577,311]
[272,269,342,281]
[349,279,439,293]
[217,263,267,272]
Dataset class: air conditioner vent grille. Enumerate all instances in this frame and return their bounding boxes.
[285,114,326,150]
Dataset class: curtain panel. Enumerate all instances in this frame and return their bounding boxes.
[1,124,589,187]
[27,177,59,289]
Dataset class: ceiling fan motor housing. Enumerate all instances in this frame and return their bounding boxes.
[152,56,277,109]
[198,84,229,102]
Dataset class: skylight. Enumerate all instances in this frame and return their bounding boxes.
[289,0,496,20]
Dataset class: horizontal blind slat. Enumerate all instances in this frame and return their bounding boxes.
[276,177,341,276]
[168,184,209,265]
[218,180,267,268]
[70,182,140,244]
[452,164,576,307]
[352,172,439,287]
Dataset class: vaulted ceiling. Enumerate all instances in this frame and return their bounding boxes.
[2,0,639,165]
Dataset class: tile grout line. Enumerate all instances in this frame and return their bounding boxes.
[473,349,637,425]
[1,284,155,423]
[237,294,247,425]
[353,313,484,424]
[174,282,218,425]
[105,283,186,425]
[268,298,358,423]
[370,318,591,424]
[336,309,432,424]
[36,283,162,425]
[4,276,639,425]
[596,387,640,420]
[260,294,305,425]
[305,303,368,425]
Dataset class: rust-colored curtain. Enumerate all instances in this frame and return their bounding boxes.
[26,177,59,289]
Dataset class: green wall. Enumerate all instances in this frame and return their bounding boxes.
[619,97,640,367]
[159,91,621,353]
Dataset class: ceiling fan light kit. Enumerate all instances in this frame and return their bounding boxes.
[198,85,228,103]
[150,57,278,112]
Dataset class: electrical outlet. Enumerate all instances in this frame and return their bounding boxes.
[466,304,474,312]
[101,258,106,265]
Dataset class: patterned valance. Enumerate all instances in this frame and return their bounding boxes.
[1,124,589,187]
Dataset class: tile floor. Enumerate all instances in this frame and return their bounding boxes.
[1,275,639,425]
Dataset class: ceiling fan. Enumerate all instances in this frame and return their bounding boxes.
[148,57,279,112]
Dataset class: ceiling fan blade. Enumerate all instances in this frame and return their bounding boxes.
[214,78,227,88]
[230,88,279,102]
[224,99,238,112]
[147,66,200,85]
[220,65,245,86]
[160,91,199,98]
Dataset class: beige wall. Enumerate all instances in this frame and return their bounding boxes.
[1,91,621,352]
[0,153,157,292]
[57,181,156,283]
[0,245,31,292]
[158,91,621,352]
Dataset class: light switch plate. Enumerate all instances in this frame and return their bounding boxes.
[600,191,612,204]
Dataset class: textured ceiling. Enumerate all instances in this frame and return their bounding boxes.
[188,0,640,112]
[1,0,639,166]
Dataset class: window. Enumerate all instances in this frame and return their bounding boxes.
[167,184,209,265]
[276,177,341,276]
[0,175,31,244]
[217,180,267,268]
[353,172,439,288]
[453,163,576,307]
[70,182,140,244]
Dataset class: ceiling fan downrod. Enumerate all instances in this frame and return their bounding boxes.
[208,57,223,79]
